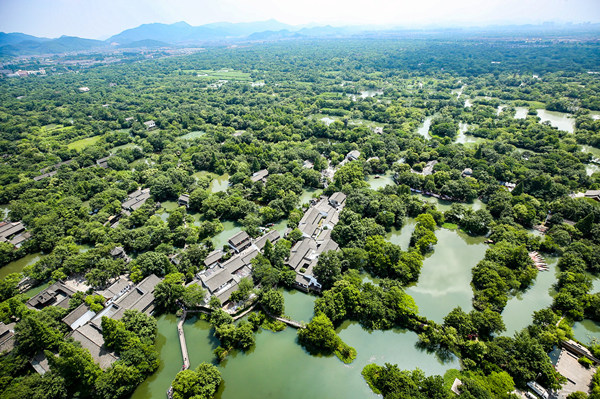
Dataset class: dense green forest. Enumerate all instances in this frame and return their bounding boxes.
[1,36,600,398]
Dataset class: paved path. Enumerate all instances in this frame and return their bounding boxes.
[177,310,190,369]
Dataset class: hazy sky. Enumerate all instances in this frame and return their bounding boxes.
[1,0,599,39]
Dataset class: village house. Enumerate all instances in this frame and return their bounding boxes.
[27,281,76,310]
[79,86,90,92]
[204,249,224,269]
[329,192,347,209]
[96,156,112,168]
[461,168,473,177]
[584,190,600,202]
[346,150,361,161]
[122,188,151,212]
[0,221,31,247]
[250,169,269,183]
[178,194,190,208]
[0,322,16,354]
[228,231,252,253]
[143,120,156,130]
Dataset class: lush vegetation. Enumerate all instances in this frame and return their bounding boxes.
[0,33,599,398]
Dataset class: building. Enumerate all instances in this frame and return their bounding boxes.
[228,231,251,253]
[96,156,112,168]
[62,303,95,331]
[250,169,269,183]
[70,323,118,370]
[122,188,151,212]
[285,194,345,292]
[329,192,346,209]
[110,246,131,263]
[178,194,190,208]
[198,230,280,304]
[0,221,30,248]
[95,275,132,301]
[78,87,90,92]
[584,190,600,202]
[27,281,75,310]
[346,150,360,161]
[143,120,156,130]
[0,322,16,353]
[204,250,224,269]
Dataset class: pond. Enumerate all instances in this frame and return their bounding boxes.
[366,172,395,190]
[535,109,575,133]
[416,115,434,139]
[212,221,243,251]
[193,171,230,193]
[456,123,485,145]
[573,319,600,346]
[360,89,383,98]
[281,289,315,324]
[0,204,10,220]
[405,228,487,324]
[0,252,45,280]
[514,107,529,119]
[410,193,485,213]
[501,256,559,336]
[133,293,459,399]
[386,218,417,251]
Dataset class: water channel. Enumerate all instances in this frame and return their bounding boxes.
[132,293,458,399]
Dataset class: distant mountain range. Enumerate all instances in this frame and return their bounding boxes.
[1,19,600,57]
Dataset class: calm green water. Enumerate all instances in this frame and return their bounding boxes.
[535,109,574,133]
[416,116,434,139]
[411,193,485,213]
[0,252,45,280]
[281,289,315,323]
[456,123,485,145]
[573,319,600,346]
[131,314,183,399]
[501,256,558,336]
[193,171,230,193]
[405,229,486,324]
[366,173,395,190]
[514,107,529,119]
[212,221,243,250]
[386,218,417,250]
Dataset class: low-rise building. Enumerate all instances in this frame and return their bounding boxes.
[0,322,16,353]
[204,250,224,269]
[178,194,190,208]
[122,188,151,212]
[329,192,346,209]
[228,231,251,253]
[0,221,30,248]
[143,120,156,130]
[346,150,361,161]
[27,281,75,310]
[250,169,269,183]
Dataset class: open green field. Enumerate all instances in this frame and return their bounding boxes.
[67,135,103,150]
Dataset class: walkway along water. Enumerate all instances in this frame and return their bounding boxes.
[167,301,306,397]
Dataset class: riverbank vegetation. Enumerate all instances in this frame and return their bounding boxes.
[0,34,599,398]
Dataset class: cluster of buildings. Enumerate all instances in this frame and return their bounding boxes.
[285,192,346,291]
[2,68,46,78]
[26,274,161,372]
[198,230,280,304]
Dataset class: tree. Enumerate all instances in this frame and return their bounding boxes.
[153,272,185,312]
[313,251,342,290]
[171,362,222,399]
[0,273,20,302]
[260,289,284,316]
[95,363,142,399]
[298,313,340,354]
[14,313,61,357]
[135,251,171,277]
[47,342,102,397]
[181,284,206,308]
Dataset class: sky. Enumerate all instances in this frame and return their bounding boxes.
[1,0,599,39]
